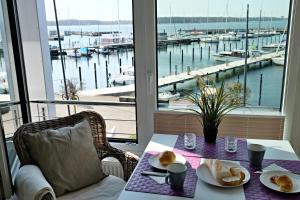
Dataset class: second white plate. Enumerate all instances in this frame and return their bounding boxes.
[259,170,300,193]
[196,160,251,187]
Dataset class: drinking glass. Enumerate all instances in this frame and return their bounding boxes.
[184,133,196,150]
[225,136,237,152]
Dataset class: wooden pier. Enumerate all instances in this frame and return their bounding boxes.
[80,51,282,96]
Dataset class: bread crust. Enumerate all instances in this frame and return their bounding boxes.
[270,175,293,192]
[159,151,176,166]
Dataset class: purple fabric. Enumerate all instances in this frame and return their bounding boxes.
[125,152,200,198]
[174,135,248,161]
[241,159,300,200]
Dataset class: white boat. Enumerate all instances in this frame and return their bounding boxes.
[272,56,285,66]
[218,34,241,41]
[262,43,286,51]
[213,50,246,62]
[213,50,263,62]
[66,49,81,58]
[201,36,219,43]
[96,47,110,55]
[100,33,127,45]
[110,65,135,85]
[110,75,135,85]
[157,32,168,41]
[158,92,180,101]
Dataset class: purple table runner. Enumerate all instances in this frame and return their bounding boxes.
[241,159,300,200]
[125,152,200,198]
[174,135,248,161]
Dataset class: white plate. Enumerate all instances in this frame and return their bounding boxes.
[259,170,300,193]
[196,160,251,187]
[148,153,186,170]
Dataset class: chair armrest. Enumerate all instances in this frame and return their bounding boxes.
[98,146,139,181]
[15,165,56,200]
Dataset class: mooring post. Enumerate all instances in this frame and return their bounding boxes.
[208,46,211,59]
[173,83,177,92]
[200,47,203,60]
[119,58,122,74]
[235,42,238,49]
[106,60,109,87]
[258,74,263,106]
[216,44,219,53]
[223,43,226,51]
[216,72,219,82]
[181,49,184,67]
[229,43,232,51]
[79,66,82,90]
[259,61,262,68]
[169,51,172,75]
[94,63,97,89]
[192,47,195,62]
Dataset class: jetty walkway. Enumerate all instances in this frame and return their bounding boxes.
[80,51,282,96]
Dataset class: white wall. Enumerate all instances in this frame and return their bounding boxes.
[283,0,300,156]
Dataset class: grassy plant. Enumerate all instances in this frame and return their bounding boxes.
[186,77,247,130]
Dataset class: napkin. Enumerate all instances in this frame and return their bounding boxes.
[262,163,290,172]
[148,176,166,184]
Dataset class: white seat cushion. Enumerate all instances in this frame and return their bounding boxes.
[57,175,126,200]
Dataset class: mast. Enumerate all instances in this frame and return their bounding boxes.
[243,4,249,106]
[117,0,120,36]
[225,0,229,33]
[257,9,262,50]
[206,0,209,35]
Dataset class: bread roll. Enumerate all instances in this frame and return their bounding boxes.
[159,151,176,166]
[221,176,242,186]
[270,175,293,192]
[204,159,232,182]
[204,159,245,186]
[230,167,246,181]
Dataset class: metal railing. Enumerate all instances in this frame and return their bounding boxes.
[29,100,137,143]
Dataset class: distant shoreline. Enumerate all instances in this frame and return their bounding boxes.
[47,17,287,26]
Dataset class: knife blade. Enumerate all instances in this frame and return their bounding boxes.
[141,171,168,177]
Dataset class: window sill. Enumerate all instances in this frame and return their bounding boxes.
[157,106,285,118]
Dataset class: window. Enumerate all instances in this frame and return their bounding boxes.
[31,0,137,141]
[156,0,291,110]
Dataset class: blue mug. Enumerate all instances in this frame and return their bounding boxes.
[165,163,187,190]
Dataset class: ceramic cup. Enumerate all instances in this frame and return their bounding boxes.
[247,144,266,167]
[165,163,187,190]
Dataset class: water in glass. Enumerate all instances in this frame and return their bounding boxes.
[184,133,196,150]
[225,136,237,153]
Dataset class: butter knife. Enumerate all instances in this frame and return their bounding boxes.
[141,171,168,177]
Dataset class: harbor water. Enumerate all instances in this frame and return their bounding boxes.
[48,20,288,108]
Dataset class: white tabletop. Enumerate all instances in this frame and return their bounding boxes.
[118,134,299,200]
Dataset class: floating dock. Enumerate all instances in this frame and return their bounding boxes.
[80,51,283,96]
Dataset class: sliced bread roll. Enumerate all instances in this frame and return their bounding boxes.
[204,159,232,182]
[204,159,245,186]
[221,176,243,186]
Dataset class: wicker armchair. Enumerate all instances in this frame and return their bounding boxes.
[13,111,139,181]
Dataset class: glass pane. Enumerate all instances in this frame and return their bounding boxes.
[156,0,290,110]
[40,0,136,141]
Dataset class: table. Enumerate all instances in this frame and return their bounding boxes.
[118,134,299,200]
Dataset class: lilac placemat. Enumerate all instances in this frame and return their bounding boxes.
[174,135,248,161]
[241,159,300,200]
[125,152,200,198]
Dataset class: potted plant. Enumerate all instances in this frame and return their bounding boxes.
[186,77,248,143]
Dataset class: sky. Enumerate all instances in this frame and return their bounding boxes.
[44,0,290,21]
